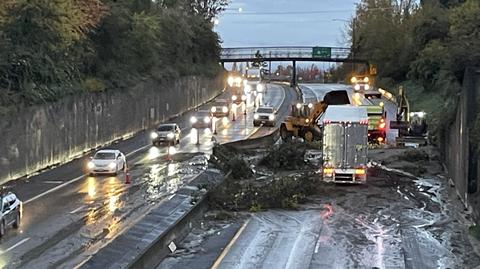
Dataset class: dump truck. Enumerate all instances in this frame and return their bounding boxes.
[320,105,369,184]
[363,104,387,144]
[280,90,350,142]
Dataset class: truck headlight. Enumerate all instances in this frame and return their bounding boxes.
[211,107,217,113]
[87,161,95,169]
[108,162,116,169]
[222,106,228,113]
[269,114,275,121]
[254,114,259,120]
[167,132,175,139]
[190,116,198,124]
[354,84,360,91]
[150,132,158,139]
[204,117,211,123]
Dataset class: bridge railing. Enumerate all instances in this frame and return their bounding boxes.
[220,46,351,60]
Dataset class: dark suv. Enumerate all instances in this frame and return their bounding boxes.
[0,192,22,237]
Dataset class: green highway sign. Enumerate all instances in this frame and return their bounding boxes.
[312,47,332,58]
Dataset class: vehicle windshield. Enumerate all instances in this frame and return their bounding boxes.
[257,108,273,113]
[196,111,210,117]
[157,125,174,132]
[94,152,115,160]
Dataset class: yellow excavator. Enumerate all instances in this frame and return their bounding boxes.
[280,90,350,142]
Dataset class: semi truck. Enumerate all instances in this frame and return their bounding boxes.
[320,105,369,184]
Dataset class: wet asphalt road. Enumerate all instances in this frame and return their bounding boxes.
[0,83,296,268]
[299,84,398,144]
[178,148,480,269]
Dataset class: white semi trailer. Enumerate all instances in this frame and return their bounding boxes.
[319,105,369,184]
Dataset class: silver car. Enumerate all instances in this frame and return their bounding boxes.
[0,192,22,237]
[151,123,181,146]
[87,149,126,175]
[191,110,212,129]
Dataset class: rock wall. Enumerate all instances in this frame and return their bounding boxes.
[0,75,224,184]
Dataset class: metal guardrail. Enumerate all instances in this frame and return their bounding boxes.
[220,46,351,61]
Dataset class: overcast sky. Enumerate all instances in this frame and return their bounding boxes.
[215,0,358,48]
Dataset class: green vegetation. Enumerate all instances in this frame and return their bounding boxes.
[333,0,480,143]
[0,0,226,112]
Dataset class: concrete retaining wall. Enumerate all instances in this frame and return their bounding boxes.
[442,68,480,218]
[0,76,224,184]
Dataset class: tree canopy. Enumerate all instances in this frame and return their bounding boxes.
[0,0,225,110]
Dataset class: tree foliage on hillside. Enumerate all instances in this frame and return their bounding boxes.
[334,0,479,140]
[0,0,224,110]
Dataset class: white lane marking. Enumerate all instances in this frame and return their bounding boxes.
[24,174,84,205]
[70,205,85,214]
[211,218,251,269]
[0,237,30,254]
[126,144,151,157]
[43,180,63,184]
[168,194,176,200]
[314,235,321,253]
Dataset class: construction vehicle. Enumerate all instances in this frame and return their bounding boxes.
[280,90,350,142]
[362,104,387,144]
[321,105,369,184]
[390,87,428,147]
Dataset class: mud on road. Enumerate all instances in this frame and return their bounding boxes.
[159,146,480,269]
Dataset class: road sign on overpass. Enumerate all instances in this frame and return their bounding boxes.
[312,47,332,58]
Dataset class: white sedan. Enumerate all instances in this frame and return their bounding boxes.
[87,149,126,175]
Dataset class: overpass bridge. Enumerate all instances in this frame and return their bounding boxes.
[220,46,368,85]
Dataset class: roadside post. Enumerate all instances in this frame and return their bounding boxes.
[124,163,130,184]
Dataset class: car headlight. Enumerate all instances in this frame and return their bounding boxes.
[87,161,95,169]
[190,116,198,124]
[150,132,158,139]
[232,95,238,101]
[254,114,259,120]
[365,84,370,90]
[108,162,117,169]
[204,117,211,123]
[222,106,228,113]
[269,114,275,121]
[354,84,361,91]
[257,84,264,92]
[241,95,247,101]
[167,132,175,139]
[211,107,217,113]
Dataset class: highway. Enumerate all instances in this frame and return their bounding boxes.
[0,83,296,269]
[299,84,398,144]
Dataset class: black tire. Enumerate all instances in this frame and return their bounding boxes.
[0,220,5,237]
[13,212,20,229]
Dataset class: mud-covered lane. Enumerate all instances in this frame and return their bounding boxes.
[161,147,480,269]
